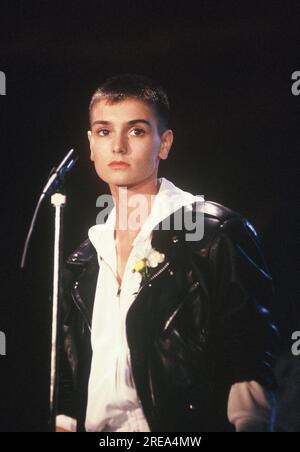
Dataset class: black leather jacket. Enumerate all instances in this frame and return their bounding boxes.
[58,201,278,432]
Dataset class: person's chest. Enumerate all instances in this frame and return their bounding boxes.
[115,238,134,288]
[90,237,151,348]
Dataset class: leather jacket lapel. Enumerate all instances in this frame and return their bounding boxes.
[66,239,98,330]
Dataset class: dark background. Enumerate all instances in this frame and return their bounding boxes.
[0,0,299,431]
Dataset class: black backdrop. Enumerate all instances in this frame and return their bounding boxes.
[0,1,299,431]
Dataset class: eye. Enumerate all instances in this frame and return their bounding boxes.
[129,128,145,137]
[96,129,110,136]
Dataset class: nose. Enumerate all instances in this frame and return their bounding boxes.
[112,132,127,154]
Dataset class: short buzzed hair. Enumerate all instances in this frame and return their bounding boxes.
[89,74,170,135]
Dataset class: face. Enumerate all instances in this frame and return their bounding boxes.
[88,98,173,189]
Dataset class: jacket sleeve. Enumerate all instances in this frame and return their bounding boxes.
[56,265,78,419]
[208,216,279,390]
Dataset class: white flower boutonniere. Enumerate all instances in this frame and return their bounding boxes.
[132,248,165,285]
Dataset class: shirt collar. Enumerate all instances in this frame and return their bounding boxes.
[88,177,202,257]
[132,177,201,245]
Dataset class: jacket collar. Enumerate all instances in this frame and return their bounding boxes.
[66,238,96,267]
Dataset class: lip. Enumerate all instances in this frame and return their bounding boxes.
[108,161,130,169]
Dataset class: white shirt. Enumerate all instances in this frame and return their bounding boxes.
[81,177,274,432]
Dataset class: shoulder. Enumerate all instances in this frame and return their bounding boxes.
[188,199,257,249]
[62,238,97,289]
[65,238,96,267]
[187,200,271,280]
[203,200,261,250]
[203,200,241,222]
[203,200,243,234]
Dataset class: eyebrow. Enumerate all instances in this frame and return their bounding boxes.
[91,119,152,128]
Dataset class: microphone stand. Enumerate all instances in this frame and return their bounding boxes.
[49,191,66,432]
[20,149,78,432]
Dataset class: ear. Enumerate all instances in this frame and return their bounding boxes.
[158,129,173,160]
[87,130,95,161]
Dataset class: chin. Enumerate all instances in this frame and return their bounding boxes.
[105,174,134,187]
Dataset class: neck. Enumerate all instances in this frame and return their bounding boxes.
[110,176,161,239]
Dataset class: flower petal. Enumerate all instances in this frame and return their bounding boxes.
[132,271,142,286]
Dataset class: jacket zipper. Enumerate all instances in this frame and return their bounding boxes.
[134,261,170,299]
[163,280,201,333]
[131,261,170,409]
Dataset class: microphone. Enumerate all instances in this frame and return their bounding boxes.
[42,148,78,196]
[20,149,78,268]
